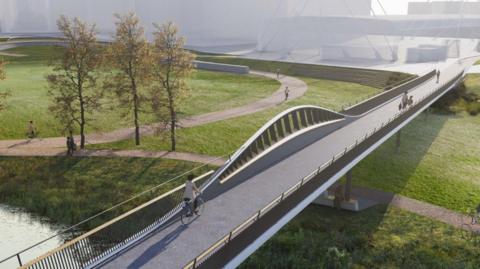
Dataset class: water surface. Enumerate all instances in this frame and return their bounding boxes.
[0,204,64,269]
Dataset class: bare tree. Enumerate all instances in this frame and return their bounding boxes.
[46,16,101,149]
[150,22,195,151]
[104,13,151,146]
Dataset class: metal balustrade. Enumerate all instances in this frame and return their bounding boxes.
[184,70,465,269]
[343,70,436,115]
[216,106,345,184]
[19,171,214,269]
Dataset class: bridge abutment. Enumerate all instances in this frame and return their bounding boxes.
[312,170,378,211]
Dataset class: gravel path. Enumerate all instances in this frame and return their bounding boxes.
[0,71,307,155]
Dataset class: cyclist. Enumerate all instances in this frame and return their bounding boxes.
[183,174,200,214]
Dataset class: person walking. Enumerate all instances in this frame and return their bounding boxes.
[436,69,441,83]
[402,91,409,110]
[284,86,290,101]
[69,133,77,155]
[276,68,280,79]
[27,121,37,139]
[66,137,72,156]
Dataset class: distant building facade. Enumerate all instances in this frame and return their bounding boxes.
[0,0,369,46]
[408,1,480,15]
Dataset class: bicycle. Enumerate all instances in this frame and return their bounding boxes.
[180,194,205,225]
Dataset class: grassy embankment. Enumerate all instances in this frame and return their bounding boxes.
[0,46,280,139]
[0,156,212,228]
[241,205,480,269]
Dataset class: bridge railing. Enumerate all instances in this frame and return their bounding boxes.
[343,70,436,115]
[215,106,344,184]
[18,170,215,269]
[184,70,464,269]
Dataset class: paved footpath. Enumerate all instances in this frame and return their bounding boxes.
[0,71,307,155]
[0,148,227,166]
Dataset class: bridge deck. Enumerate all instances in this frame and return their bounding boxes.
[101,60,471,269]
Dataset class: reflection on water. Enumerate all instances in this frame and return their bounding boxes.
[0,204,64,269]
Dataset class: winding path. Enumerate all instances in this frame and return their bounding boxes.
[0,71,307,155]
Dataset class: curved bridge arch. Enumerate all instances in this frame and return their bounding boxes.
[203,106,352,196]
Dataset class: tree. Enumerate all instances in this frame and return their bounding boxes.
[150,22,195,151]
[46,16,101,149]
[0,59,9,111]
[104,13,151,146]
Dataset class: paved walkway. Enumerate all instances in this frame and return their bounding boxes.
[0,71,307,155]
[344,186,480,233]
[0,148,227,166]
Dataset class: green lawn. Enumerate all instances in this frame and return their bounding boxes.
[0,46,279,139]
[241,205,480,269]
[352,112,480,214]
[0,156,213,227]
[91,78,381,156]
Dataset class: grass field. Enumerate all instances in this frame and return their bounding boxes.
[0,46,279,139]
[352,112,480,213]
[241,205,480,269]
[91,77,381,156]
[0,156,212,227]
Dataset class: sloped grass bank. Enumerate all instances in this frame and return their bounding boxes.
[241,205,480,269]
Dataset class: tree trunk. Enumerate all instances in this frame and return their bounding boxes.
[79,82,86,149]
[169,96,176,152]
[80,123,86,149]
[132,80,140,146]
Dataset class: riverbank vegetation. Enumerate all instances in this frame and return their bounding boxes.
[0,157,212,227]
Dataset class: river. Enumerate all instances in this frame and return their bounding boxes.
[0,204,64,269]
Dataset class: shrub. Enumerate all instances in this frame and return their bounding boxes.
[323,247,351,269]
[467,102,480,116]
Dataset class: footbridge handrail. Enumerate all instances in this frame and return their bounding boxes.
[205,106,345,186]
[184,70,465,269]
[343,69,436,115]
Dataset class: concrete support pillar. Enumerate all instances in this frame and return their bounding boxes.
[345,170,353,202]
[395,130,402,154]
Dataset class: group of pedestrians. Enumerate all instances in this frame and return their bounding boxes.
[399,91,414,111]
[66,132,77,156]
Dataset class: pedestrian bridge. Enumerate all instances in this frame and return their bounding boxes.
[19,57,474,269]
